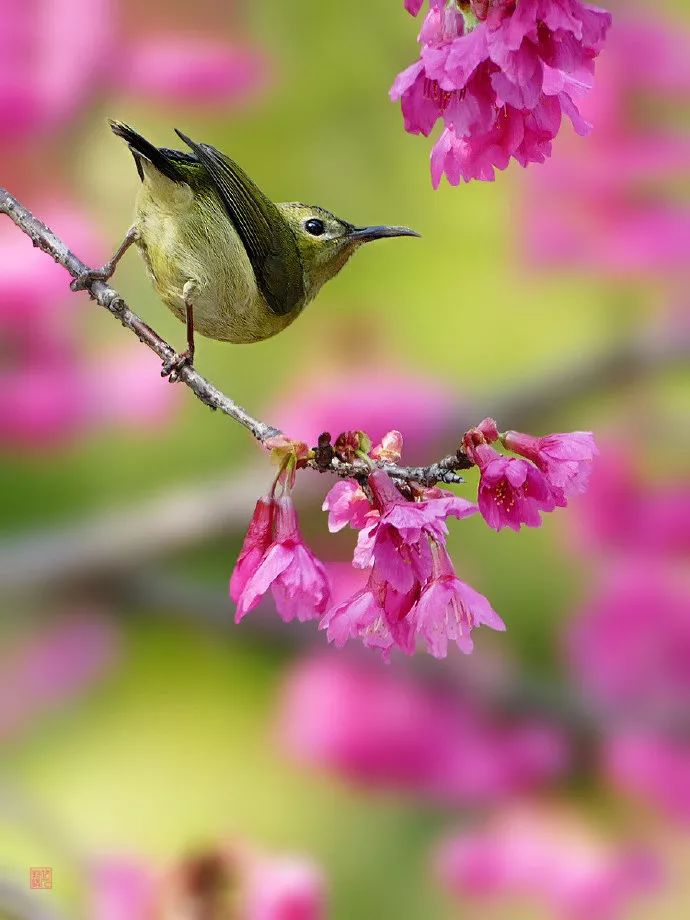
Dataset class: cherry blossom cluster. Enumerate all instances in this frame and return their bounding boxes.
[230,420,597,659]
[391,0,612,184]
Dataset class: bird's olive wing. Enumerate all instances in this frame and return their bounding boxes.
[175,130,305,316]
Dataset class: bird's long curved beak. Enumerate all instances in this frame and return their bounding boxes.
[348,225,420,242]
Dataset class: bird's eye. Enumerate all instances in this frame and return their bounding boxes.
[305,218,325,236]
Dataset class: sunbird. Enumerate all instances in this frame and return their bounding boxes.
[74,122,418,378]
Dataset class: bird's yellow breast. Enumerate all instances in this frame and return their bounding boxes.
[133,165,301,343]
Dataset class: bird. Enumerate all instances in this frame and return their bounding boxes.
[73,121,419,380]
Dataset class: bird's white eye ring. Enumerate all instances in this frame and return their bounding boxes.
[305,218,325,236]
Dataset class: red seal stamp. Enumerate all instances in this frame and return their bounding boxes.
[29,867,53,890]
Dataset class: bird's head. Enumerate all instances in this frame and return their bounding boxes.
[277,202,419,301]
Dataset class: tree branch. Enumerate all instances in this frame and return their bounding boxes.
[0,188,470,486]
[1,190,688,598]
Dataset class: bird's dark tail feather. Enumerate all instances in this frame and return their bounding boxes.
[109,120,183,183]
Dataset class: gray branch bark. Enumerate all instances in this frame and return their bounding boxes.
[1,189,688,598]
[0,188,278,442]
[0,188,471,485]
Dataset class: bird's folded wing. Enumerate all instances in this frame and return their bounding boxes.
[175,130,305,316]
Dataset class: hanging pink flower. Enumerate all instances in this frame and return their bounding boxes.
[414,542,505,657]
[320,565,417,658]
[370,429,404,463]
[355,469,477,594]
[231,496,331,625]
[391,0,612,185]
[229,497,275,606]
[503,429,598,498]
[321,479,373,533]
[321,471,495,658]
[469,442,557,530]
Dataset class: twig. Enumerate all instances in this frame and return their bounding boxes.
[0,344,687,600]
[1,189,688,598]
[0,188,470,486]
[0,189,276,442]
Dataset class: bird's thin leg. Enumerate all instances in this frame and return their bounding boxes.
[71,225,138,291]
[161,284,197,382]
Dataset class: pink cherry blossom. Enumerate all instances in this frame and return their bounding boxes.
[437,806,660,920]
[322,561,370,605]
[321,479,373,533]
[604,732,690,826]
[414,543,505,657]
[322,471,488,658]
[0,0,113,141]
[370,429,404,463]
[231,497,277,606]
[279,657,568,803]
[504,429,598,498]
[469,442,557,530]
[476,416,499,442]
[232,496,330,625]
[356,469,477,594]
[116,37,269,106]
[392,0,611,185]
[567,566,690,718]
[320,566,417,657]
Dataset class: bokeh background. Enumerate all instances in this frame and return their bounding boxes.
[1,1,688,918]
